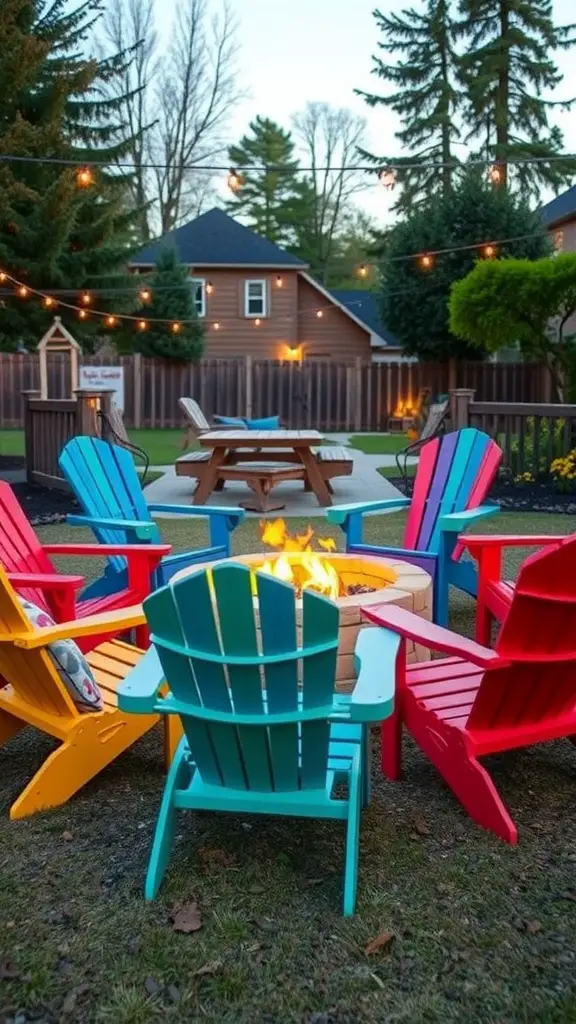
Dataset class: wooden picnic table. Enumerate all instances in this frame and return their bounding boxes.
[194,429,333,507]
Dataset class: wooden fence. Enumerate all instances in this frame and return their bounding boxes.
[0,353,548,432]
[452,391,576,476]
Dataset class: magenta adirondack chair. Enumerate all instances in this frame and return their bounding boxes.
[328,428,502,625]
[362,532,576,843]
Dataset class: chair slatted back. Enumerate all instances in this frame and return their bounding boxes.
[59,437,159,573]
[403,428,502,554]
[468,534,576,732]
[0,483,56,611]
[0,565,79,720]
[178,398,210,437]
[144,563,340,792]
[417,398,449,443]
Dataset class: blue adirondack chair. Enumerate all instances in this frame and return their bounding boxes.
[118,562,397,916]
[59,437,245,599]
[327,428,503,626]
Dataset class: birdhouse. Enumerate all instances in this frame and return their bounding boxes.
[36,316,81,399]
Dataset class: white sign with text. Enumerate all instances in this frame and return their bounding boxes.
[79,366,125,412]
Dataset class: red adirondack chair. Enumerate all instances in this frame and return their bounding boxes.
[461,533,570,643]
[362,533,576,843]
[0,482,171,650]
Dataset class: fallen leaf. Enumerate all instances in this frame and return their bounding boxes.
[144,977,161,996]
[413,819,430,836]
[0,960,20,980]
[171,902,202,934]
[193,960,223,977]
[526,920,542,934]
[62,830,73,842]
[369,971,386,989]
[365,930,395,956]
[167,984,181,1003]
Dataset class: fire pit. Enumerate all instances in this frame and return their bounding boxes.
[174,520,432,690]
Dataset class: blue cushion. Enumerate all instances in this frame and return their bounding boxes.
[245,416,281,430]
[213,415,246,427]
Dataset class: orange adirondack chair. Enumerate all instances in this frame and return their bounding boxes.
[0,481,170,650]
[0,565,163,819]
[362,533,576,843]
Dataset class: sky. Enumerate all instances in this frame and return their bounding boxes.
[158,0,576,226]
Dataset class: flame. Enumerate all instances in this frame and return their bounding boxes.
[259,518,340,600]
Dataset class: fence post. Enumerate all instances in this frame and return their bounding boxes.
[74,389,111,438]
[245,354,253,419]
[450,388,475,429]
[354,357,363,432]
[133,352,142,428]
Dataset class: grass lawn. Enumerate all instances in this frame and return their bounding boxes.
[0,429,192,465]
[1,512,575,1023]
[348,433,410,455]
[378,463,418,480]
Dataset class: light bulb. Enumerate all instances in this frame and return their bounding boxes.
[137,319,148,331]
[171,322,181,333]
[379,167,397,190]
[213,322,220,330]
[227,167,244,193]
[254,318,261,326]
[0,271,7,283]
[276,275,283,288]
[316,310,324,319]
[105,315,117,327]
[43,296,56,308]
[80,291,91,306]
[420,254,433,270]
[483,244,497,258]
[488,164,502,184]
[206,282,214,295]
[139,287,151,303]
[79,309,88,320]
[358,264,368,278]
[76,166,94,188]
[17,285,29,298]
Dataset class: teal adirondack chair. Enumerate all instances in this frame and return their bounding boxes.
[118,563,397,916]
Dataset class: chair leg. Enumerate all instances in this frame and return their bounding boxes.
[362,727,371,807]
[145,737,191,900]
[475,600,492,646]
[343,750,362,917]
[9,710,158,819]
[0,707,24,747]
[381,706,402,780]
[407,708,518,843]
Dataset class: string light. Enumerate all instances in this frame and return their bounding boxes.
[419,254,433,270]
[488,164,502,184]
[43,296,56,308]
[105,315,117,327]
[213,322,220,330]
[316,310,324,318]
[358,264,368,278]
[227,167,244,193]
[17,285,29,298]
[0,271,6,283]
[171,322,181,333]
[206,281,214,295]
[379,167,397,190]
[139,286,151,303]
[80,291,91,306]
[76,166,94,188]
[482,244,497,258]
[276,275,283,288]
[78,309,88,320]
[254,318,261,326]
[137,319,148,331]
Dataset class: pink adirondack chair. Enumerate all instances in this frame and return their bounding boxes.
[362,533,576,843]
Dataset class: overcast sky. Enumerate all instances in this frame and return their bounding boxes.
[158,0,576,224]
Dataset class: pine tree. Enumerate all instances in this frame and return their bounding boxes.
[0,0,144,350]
[456,0,576,194]
[132,248,204,362]
[356,1,461,213]
[226,116,305,245]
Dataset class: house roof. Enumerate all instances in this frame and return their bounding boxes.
[540,185,576,229]
[130,208,308,268]
[329,289,400,348]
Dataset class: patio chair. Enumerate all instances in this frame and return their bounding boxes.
[394,395,450,488]
[327,428,502,626]
[0,481,170,651]
[0,565,159,819]
[178,397,281,453]
[362,531,576,843]
[58,436,244,599]
[118,562,397,915]
[98,402,151,483]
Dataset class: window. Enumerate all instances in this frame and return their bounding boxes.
[245,279,267,317]
[190,278,206,317]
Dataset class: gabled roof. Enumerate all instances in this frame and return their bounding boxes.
[540,185,576,229]
[330,289,400,348]
[130,208,307,268]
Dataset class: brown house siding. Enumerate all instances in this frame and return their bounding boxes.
[296,277,372,361]
[195,268,299,358]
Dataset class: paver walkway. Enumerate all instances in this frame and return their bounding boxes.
[143,434,414,518]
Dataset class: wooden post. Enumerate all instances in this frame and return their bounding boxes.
[354,357,363,432]
[74,389,112,438]
[245,354,253,420]
[22,390,41,483]
[450,388,475,430]
[133,352,142,428]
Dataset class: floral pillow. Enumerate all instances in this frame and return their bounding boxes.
[18,598,103,712]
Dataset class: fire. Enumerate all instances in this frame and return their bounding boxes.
[259,518,340,600]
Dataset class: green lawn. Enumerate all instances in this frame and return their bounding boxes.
[378,462,418,480]
[0,429,191,465]
[0,512,574,1023]
[348,433,410,455]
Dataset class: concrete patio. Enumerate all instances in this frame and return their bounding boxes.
[144,435,415,518]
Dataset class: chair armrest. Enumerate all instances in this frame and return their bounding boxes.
[350,627,398,722]
[147,504,245,528]
[66,514,157,541]
[117,646,166,714]
[7,572,85,591]
[327,498,411,525]
[8,604,146,649]
[439,505,500,532]
[461,534,567,550]
[361,604,505,669]
[44,543,171,559]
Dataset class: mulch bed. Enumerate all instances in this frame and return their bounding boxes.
[389,475,576,515]
[0,455,79,525]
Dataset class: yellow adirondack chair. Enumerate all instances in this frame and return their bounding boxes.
[0,565,162,819]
